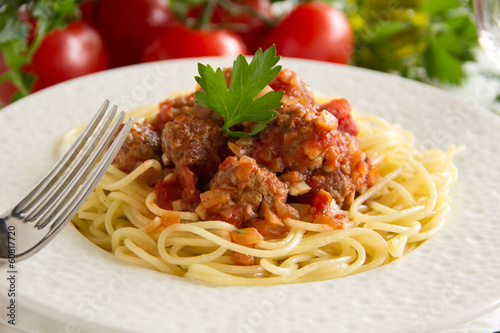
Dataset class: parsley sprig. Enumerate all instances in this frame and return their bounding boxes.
[0,0,79,102]
[343,0,478,84]
[194,45,284,138]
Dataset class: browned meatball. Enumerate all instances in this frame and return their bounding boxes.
[269,68,315,107]
[239,104,339,174]
[199,156,298,236]
[152,92,229,205]
[161,113,229,182]
[303,133,379,208]
[150,93,223,132]
[113,122,162,185]
[233,102,376,208]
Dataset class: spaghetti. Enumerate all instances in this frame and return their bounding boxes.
[69,70,458,286]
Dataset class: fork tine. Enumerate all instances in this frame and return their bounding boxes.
[44,118,134,237]
[5,117,134,262]
[14,100,111,214]
[22,104,119,222]
[32,108,125,228]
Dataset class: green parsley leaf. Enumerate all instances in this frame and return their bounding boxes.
[194,45,284,138]
[345,0,477,85]
[420,0,462,15]
[0,18,30,44]
[0,0,79,103]
[235,229,250,234]
[423,38,463,84]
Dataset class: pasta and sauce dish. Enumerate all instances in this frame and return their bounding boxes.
[69,50,458,286]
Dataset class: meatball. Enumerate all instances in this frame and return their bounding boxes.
[269,68,315,107]
[154,92,229,205]
[307,133,378,208]
[234,102,376,208]
[161,113,229,182]
[242,104,340,174]
[113,121,163,185]
[280,131,378,209]
[150,92,224,132]
[198,156,298,235]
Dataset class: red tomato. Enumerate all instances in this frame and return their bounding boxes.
[262,2,354,64]
[214,0,273,52]
[95,0,173,67]
[79,0,98,26]
[188,0,272,53]
[27,21,108,92]
[0,21,107,105]
[141,25,247,61]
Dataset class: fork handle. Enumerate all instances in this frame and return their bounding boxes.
[0,215,16,264]
[0,217,10,261]
[0,206,49,263]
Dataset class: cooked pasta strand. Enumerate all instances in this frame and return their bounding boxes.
[71,109,458,286]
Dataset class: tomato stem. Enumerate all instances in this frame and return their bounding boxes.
[217,0,275,27]
[0,71,9,84]
[196,0,217,29]
[1,26,45,98]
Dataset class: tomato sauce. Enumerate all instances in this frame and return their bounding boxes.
[153,178,183,210]
[113,67,379,266]
[321,98,359,136]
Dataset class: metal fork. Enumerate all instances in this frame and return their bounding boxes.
[0,100,133,264]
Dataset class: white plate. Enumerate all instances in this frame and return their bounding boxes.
[1,58,500,333]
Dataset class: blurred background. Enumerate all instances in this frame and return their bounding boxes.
[0,0,498,112]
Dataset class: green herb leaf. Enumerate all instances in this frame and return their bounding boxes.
[420,0,462,15]
[0,0,79,104]
[423,38,463,84]
[346,0,477,85]
[0,18,30,44]
[194,45,284,138]
[235,229,250,234]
